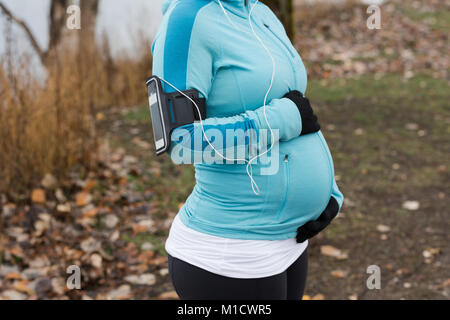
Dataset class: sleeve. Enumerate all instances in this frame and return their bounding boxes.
[151,3,302,164]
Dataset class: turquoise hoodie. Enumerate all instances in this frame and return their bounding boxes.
[152,0,344,240]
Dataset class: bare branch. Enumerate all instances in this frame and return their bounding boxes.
[0,1,47,64]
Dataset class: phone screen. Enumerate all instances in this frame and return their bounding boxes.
[147,80,165,151]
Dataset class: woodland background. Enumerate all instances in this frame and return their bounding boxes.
[0,0,448,300]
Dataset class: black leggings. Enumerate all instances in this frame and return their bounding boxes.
[168,249,308,300]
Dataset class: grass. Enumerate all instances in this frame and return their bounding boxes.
[303,73,449,299]
[322,76,446,199]
[405,8,450,32]
[307,74,449,112]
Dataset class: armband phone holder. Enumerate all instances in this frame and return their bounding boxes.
[146,76,206,155]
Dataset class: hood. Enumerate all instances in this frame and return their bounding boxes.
[162,0,254,15]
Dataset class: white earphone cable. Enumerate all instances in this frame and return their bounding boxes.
[246,0,277,178]
[218,0,242,31]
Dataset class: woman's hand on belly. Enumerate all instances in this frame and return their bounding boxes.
[295,196,339,243]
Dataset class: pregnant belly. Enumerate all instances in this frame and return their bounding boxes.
[274,132,334,223]
[191,132,334,228]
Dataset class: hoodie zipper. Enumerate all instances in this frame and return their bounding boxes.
[264,24,296,59]
[259,21,298,88]
[275,154,290,221]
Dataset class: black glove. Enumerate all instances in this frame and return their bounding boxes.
[283,90,320,136]
[296,196,339,243]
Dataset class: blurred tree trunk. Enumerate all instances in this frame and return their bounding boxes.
[48,0,69,65]
[77,0,101,140]
[265,0,294,40]
[79,0,99,53]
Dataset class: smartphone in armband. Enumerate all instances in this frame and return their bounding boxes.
[145,76,206,155]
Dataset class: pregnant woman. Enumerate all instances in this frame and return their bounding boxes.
[152,0,344,300]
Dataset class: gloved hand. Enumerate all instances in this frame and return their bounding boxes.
[283,90,320,136]
[296,196,339,243]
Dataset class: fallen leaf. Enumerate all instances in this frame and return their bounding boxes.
[422,248,440,259]
[157,291,178,300]
[402,201,420,211]
[396,268,411,276]
[150,256,168,266]
[354,128,364,135]
[56,203,71,213]
[104,214,119,229]
[31,189,46,204]
[51,277,66,295]
[41,174,58,189]
[159,268,169,276]
[80,237,101,254]
[96,112,105,121]
[55,189,67,202]
[1,290,27,300]
[5,272,22,280]
[140,242,154,251]
[107,285,131,300]
[2,203,16,218]
[10,246,24,258]
[83,180,98,192]
[83,207,99,219]
[132,224,148,235]
[376,224,391,233]
[331,269,348,278]
[124,274,156,286]
[132,219,155,234]
[90,253,103,269]
[137,251,155,264]
[76,192,93,207]
[405,123,419,131]
[320,245,348,260]
[13,281,34,295]
[132,137,151,150]
[440,279,450,288]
